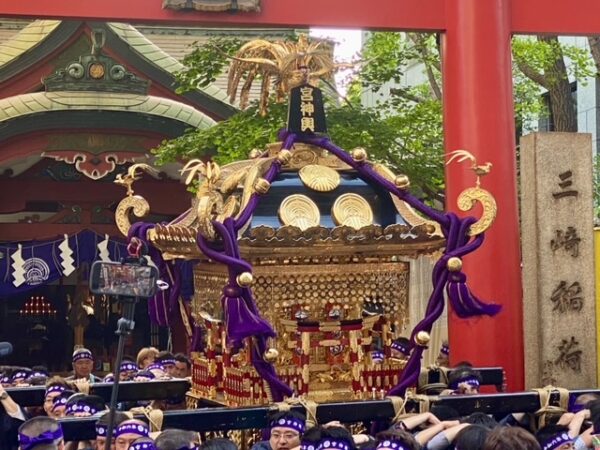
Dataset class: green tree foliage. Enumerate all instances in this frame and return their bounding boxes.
[153,32,598,205]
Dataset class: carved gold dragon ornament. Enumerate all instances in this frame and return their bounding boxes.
[114,163,160,236]
[179,152,278,241]
[446,150,497,236]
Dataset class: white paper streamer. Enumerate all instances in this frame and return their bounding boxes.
[11,244,24,287]
[97,234,111,262]
[59,234,75,276]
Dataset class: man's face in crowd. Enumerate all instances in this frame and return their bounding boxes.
[74,359,93,378]
[95,436,114,450]
[269,426,300,450]
[163,363,176,376]
[44,392,60,416]
[52,405,66,418]
[457,381,479,395]
[115,433,139,450]
[173,361,190,378]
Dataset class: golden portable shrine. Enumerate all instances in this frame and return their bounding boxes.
[113,36,498,408]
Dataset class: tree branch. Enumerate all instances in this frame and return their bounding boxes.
[515,59,549,90]
[389,87,427,103]
[587,36,600,74]
[408,33,442,101]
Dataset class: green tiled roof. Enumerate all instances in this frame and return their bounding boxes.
[107,22,230,104]
[0,91,216,129]
[0,20,61,67]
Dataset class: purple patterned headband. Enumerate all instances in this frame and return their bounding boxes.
[440,344,450,356]
[147,363,165,371]
[130,441,158,450]
[371,351,385,363]
[318,439,352,450]
[391,342,411,355]
[270,417,305,434]
[73,350,93,362]
[450,376,480,390]
[46,385,66,397]
[96,424,107,437]
[104,374,115,383]
[135,371,156,380]
[66,403,98,416]
[11,371,30,381]
[377,440,410,450]
[115,422,149,438]
[301,445,317,450]
[1,376,10,384]
[542,433,573,450]
[29,371,49,379]
[19,427,64,450]
[159,358,176,366]
[52,396,68,411]
[120,362,139,373]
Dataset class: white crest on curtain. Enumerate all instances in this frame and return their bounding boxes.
[11,244,25,287]
[59,234,75,276]
[97,234,111,262]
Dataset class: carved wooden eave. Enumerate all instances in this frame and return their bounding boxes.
[148,222,446,261]
[162,0,260,12]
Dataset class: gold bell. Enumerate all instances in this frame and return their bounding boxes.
[394,175,410,190]
[254,178,271,194]
[236,272,254,287]
[351,147,368,162]
[277,149,292,164]
[263,348,279,363]
[447,257,463,272]
[415,331,431,346]
[249,148,262,159]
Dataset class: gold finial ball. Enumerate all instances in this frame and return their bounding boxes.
[425,224,437,234]
[415,331,431,346]
[447,257,463,272]
[254,178,271,194]
[351,147,368,162]
[249,148,262,159]
[277,149,292,164]
[394,175,410,190]
[236,272,254,287]
[263,348,279,363]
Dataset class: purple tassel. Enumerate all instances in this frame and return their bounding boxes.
[252,338,293,401]
[221,293,276,346]
[446,271,501,318]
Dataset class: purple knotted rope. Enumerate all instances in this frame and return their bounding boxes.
[126,129,498,401]
[277,131,500,396]
[192,132,297,401]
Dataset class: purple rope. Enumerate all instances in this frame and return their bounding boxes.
[273,133,499,397]
[186,130,498,401]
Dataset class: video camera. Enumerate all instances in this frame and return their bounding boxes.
[89,261,159,298]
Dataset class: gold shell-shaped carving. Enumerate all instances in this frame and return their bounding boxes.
[331,193,374,230]
[278,194,321,231]
[299,164,341,192]
[115,195,150,237]
[457,186,497,236]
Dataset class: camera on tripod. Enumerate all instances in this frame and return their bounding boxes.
[89,261,159,298]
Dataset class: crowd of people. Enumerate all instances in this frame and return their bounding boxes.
[9,393,600,450]
[3,344,600,450]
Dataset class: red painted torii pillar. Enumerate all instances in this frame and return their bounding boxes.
[7,0,600,391]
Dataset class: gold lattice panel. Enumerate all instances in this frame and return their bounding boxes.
[193,261,409,335]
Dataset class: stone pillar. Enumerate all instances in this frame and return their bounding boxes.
[521,132,596,388]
